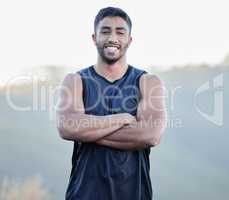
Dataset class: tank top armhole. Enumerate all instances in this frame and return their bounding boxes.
[136,70,148,91]
[76,71,86,107]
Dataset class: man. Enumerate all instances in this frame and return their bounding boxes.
[56,7,167,200]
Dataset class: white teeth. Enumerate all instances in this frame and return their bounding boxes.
[106,47,118,50]
[105,45,119,49]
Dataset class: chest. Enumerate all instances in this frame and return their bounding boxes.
[83,80,141,116]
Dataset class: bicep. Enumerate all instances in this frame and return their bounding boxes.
[137,74,166,121]
[56,73,85,115]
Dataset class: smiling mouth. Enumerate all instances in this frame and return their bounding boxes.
[104,47,119,53]
[104,44,121,50]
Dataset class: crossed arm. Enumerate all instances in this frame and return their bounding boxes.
[56,72,167,150]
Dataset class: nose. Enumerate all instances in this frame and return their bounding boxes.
[107,32,118,43]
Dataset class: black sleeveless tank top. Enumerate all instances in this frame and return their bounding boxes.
[65,65,153,200]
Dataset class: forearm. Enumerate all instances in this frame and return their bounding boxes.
[104,122,160,143]
[56,112,134,142]
[96,138,152,151]
[95,114,166,149]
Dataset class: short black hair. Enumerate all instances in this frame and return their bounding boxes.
[94,7,132,34]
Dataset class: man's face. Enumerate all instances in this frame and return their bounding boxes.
[93,16,132,64]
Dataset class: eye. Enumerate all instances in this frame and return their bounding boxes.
[117,32,125,35]
[101,31,110,34]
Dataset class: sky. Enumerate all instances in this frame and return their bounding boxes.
[0,0,229,84]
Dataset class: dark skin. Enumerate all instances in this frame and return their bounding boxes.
[56,16,167,150]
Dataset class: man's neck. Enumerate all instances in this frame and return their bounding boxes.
[94,58,129,82]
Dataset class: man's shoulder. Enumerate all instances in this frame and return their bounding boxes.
[130,64,148,74]
[139,73,164,89]
[76,65,93,75]
[61,65,92,85]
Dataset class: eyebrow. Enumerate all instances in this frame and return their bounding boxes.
[101,26,111,30]
[101,26,127,31]
[116,27,127,31]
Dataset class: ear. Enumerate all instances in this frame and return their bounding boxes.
[92,33,96,45]
[128,36,132,47]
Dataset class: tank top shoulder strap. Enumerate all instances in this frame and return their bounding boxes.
[128,65,148,90]
[76,65,93,77]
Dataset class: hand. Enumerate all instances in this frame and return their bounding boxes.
[124,113,137,125]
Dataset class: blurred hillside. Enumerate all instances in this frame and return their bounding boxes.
[0,62,228,200]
